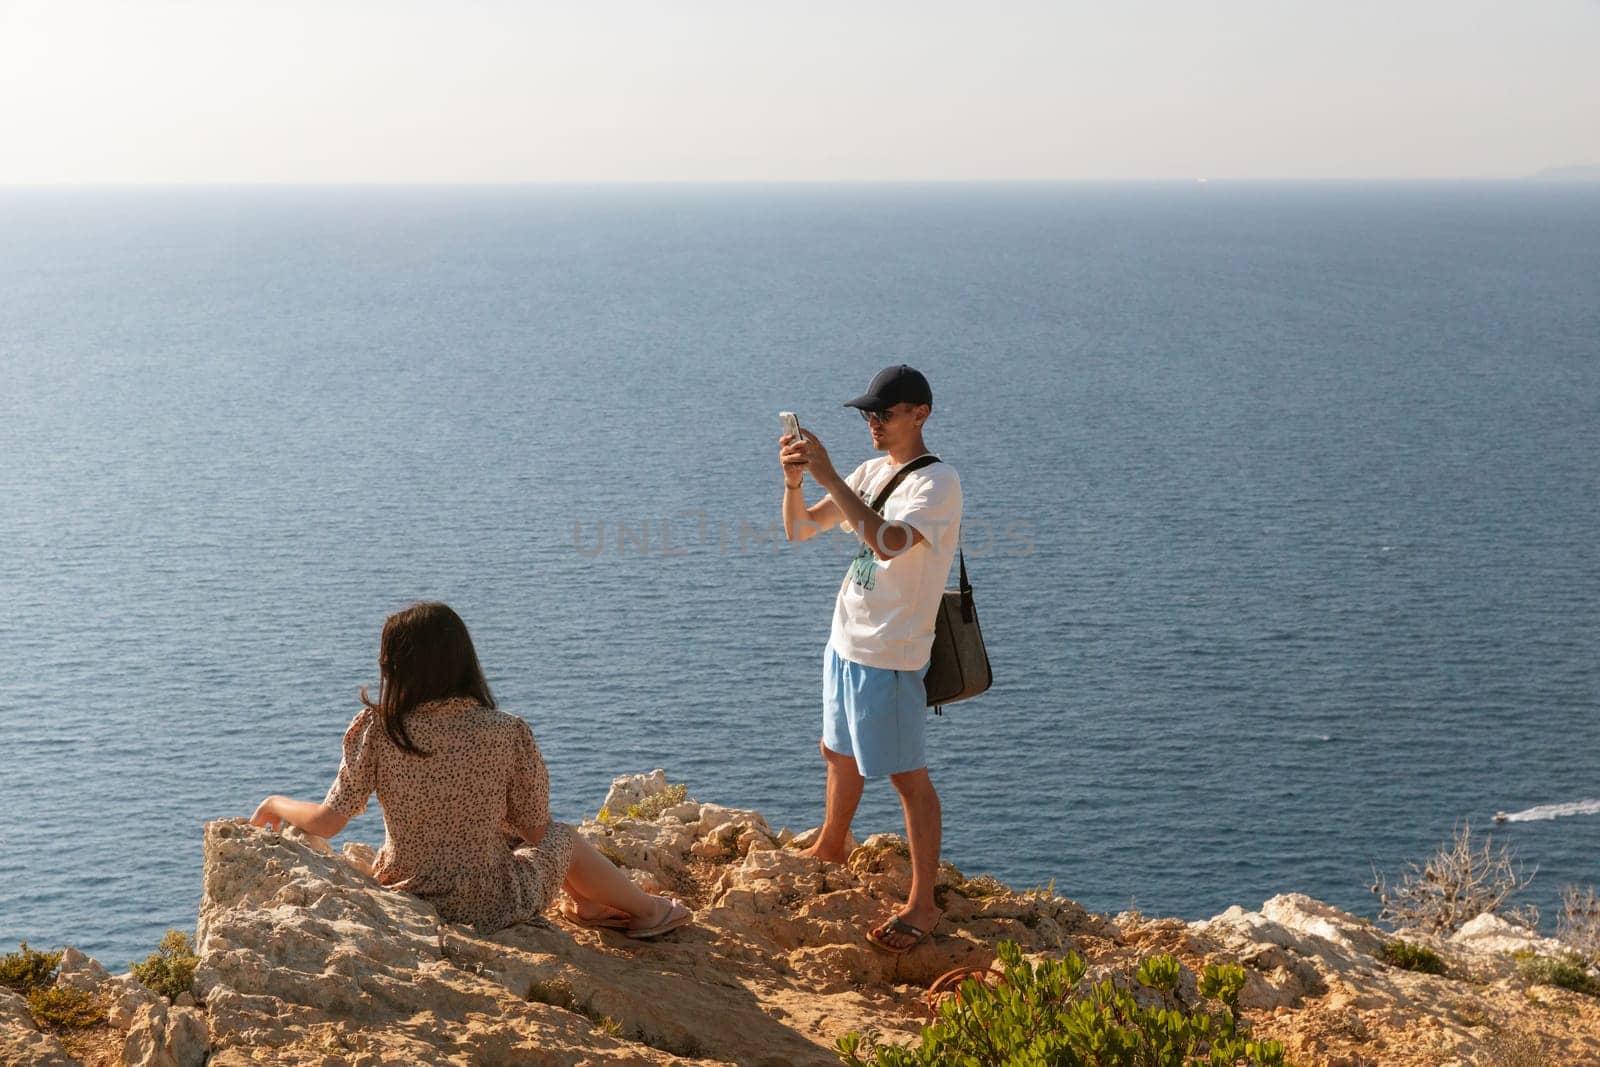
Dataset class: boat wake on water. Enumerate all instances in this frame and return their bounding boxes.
[1494,799,1600,824]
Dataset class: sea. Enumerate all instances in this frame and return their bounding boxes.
[1,182,1597,969]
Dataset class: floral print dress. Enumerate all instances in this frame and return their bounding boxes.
[323,697,576,932]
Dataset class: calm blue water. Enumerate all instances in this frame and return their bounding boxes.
[2,183,1597,968]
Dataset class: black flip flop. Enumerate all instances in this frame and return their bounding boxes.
[866,915,932,954]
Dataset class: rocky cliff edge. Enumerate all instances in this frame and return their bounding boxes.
[7,771,1600,1066]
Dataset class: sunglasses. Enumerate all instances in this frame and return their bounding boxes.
[859,407,903,425]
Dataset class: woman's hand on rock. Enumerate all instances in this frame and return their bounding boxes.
[250,796,286,831]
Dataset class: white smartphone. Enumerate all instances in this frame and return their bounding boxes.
[779,411,803,441]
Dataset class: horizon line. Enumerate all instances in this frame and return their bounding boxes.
[2,175,1594,189]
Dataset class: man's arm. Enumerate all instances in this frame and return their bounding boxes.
[813,469,925,560]
[783,483,844,542]
[779,431,844,542]
[786,431,924,561]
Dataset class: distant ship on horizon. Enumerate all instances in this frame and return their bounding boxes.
[1529,164,1600,181]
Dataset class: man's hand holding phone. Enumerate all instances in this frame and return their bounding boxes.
[779,412,808,488]
[778,412,847,544]
[779,413,839,490]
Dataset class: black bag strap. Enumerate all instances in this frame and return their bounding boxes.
[866,454,940,513]
[864,454,972,619]
[957,542,973,620]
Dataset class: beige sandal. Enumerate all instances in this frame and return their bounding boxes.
[627,897,692,939]
[558,901,632,929]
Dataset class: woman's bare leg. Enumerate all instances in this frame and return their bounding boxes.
[561,881,626,922]
[563,835,670,923]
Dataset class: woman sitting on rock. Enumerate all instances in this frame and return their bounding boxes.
[249,601,691,939]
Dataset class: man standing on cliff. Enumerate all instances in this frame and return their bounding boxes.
[778,365,963,953]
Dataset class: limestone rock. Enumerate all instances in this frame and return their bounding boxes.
[580,817,696,887]
[341,840,378,877]
[1185,895,1600,1065]
[118,999,209,1067]
[1449,912,1566,957]
[187,780,1109,1065]
[0,1021,74,1067]
[600,769,673,815]
[1198,893,1384,975]
[196,818,719,1064]
[1261,894,1388,959]
[122,1002,176,1067]
[55,946,111,992]
[788,824,859,855]
[167,1005,210,1067]
[0,991,69,1067]
[23,772,1600,1067]
[0,987,36,1029]
[106,975,163,1029]
[282,825,334,855]
[693,804,770,838]
[663,801,702,822]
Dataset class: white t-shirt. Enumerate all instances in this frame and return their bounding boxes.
[828,454,964,672]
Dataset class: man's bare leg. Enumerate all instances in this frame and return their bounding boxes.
[872,766,942,948]
[801,739,865,863]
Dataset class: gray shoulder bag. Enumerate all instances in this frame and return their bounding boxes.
[865,456,993,713]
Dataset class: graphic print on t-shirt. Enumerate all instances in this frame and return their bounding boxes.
[847,541,877,589]
[846,479,883,590]
[831,454,962,672]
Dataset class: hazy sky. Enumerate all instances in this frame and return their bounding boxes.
[1,0,1595,182]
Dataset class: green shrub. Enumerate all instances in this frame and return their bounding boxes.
[1514,951,1600,997]
[626,784,689,821]
[0,943,61,995]
[131,931,199,1002]
[1136,953,1183,995]
[953,874,1009,899]
[1380,940,1447,975]
[26,986,102,1030]
[836,942,1284,1066]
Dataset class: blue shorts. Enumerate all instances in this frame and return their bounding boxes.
[822,644,930,778]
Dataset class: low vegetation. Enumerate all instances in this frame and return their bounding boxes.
[1513,950,1600,998]
[836,941,1285,1066]
[626,783,689,821]
[1371,822,1537,935]
[1,942,104,1040]
[1023,877,1060,902]
[131,930,200,1001]
[0,942,61,995]
[1379,939,1447,975]
[596,782,691,825]
[26,985,102,1030]
[951,874,1008,899]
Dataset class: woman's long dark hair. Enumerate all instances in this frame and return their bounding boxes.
[359,602,495,756]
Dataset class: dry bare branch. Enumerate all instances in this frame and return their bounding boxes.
[1371,822,1537,935]
[1557,884,1600,963]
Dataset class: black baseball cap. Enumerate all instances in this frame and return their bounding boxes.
[843,364,933,412]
